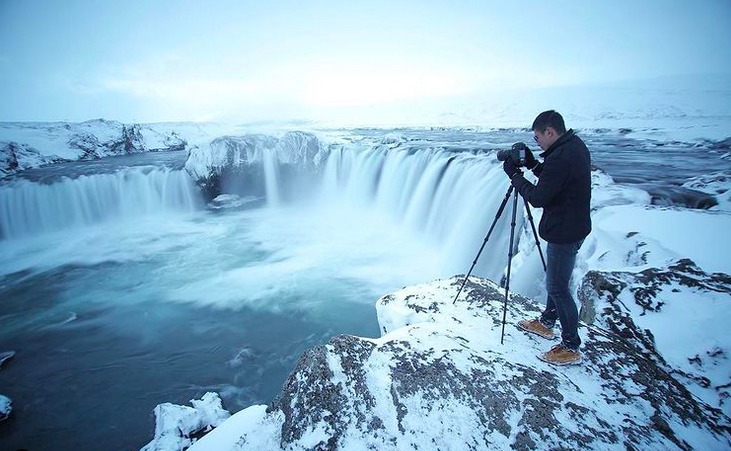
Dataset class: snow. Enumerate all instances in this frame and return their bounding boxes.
[588,205,731,274]
[0,119,125,160]
[140,392,230,451]
[2,73,731,176]
[187,406,283,451]
[0,394,10,421]
[0,351,13,422]
[684,171,731,212]
[297,74,731,142]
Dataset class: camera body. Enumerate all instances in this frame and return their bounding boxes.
[496,144,527,166]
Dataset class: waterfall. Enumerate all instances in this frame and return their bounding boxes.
[2,139,536,283]
[262,150,281,207]
[0,167,203,240]
[318,145,528,281]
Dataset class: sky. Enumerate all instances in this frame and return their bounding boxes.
[0,0,730,124]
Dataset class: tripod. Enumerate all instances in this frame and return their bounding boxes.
[451,181,546,344]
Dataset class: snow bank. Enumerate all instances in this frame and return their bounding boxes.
[587,204,731,275]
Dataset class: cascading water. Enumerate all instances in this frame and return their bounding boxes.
[262,150,281,207]
[0,137,533,282]
[318,144,528,282]
[0,167,203,240]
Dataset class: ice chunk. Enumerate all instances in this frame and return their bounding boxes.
[140,392,230,451]
[0,394,11,421]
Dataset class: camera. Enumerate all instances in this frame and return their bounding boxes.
[496,143,528,166]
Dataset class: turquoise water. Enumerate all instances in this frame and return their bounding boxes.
[0,197,443,450]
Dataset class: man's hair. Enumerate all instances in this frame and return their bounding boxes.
[532,110,566,135]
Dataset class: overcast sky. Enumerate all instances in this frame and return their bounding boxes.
[1,0,729,123]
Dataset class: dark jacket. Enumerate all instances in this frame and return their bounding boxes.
[511,129,591,244]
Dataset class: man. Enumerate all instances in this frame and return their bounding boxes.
[502,110,591,365]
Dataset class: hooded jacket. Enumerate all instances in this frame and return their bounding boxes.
[510,129,592,244]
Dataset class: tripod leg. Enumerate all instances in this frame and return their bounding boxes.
[522,196,547,272]
[500,188,521,344]
[452,184,514,304]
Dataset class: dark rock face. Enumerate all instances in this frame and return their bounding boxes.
[247,275,731,450]
[68,132,103,159]
[109,124,146,155]
[69,123,149,159]
[0,142,21,175]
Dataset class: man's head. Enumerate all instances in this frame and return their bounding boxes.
[532,110,566,151]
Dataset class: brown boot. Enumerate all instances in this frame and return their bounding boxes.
[538,344,582,366]
[517,318,555,340]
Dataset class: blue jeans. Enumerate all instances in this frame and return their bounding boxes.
[540,239,584,350]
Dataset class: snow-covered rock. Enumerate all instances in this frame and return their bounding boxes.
[208,194,260,210]
[140,392,230,451]
[0,394,10,422]
[0,351,14,423]
[183,131,326,201]
[0,120,188,177]
[0,141,64,178]
[189,276,731,450]
[183,134,278,198]
[578,258,731,417]
[683,171,731,211]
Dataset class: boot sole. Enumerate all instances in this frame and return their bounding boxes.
[537,352,582,366]
[516,322,556,340]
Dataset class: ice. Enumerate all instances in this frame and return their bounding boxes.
[140,392,230,451]
[0,394,10,421]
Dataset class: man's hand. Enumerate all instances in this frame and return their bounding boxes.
[512,142,538,169]
[503,159,520,179]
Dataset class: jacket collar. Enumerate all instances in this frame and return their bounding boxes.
[539,129,575,158]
